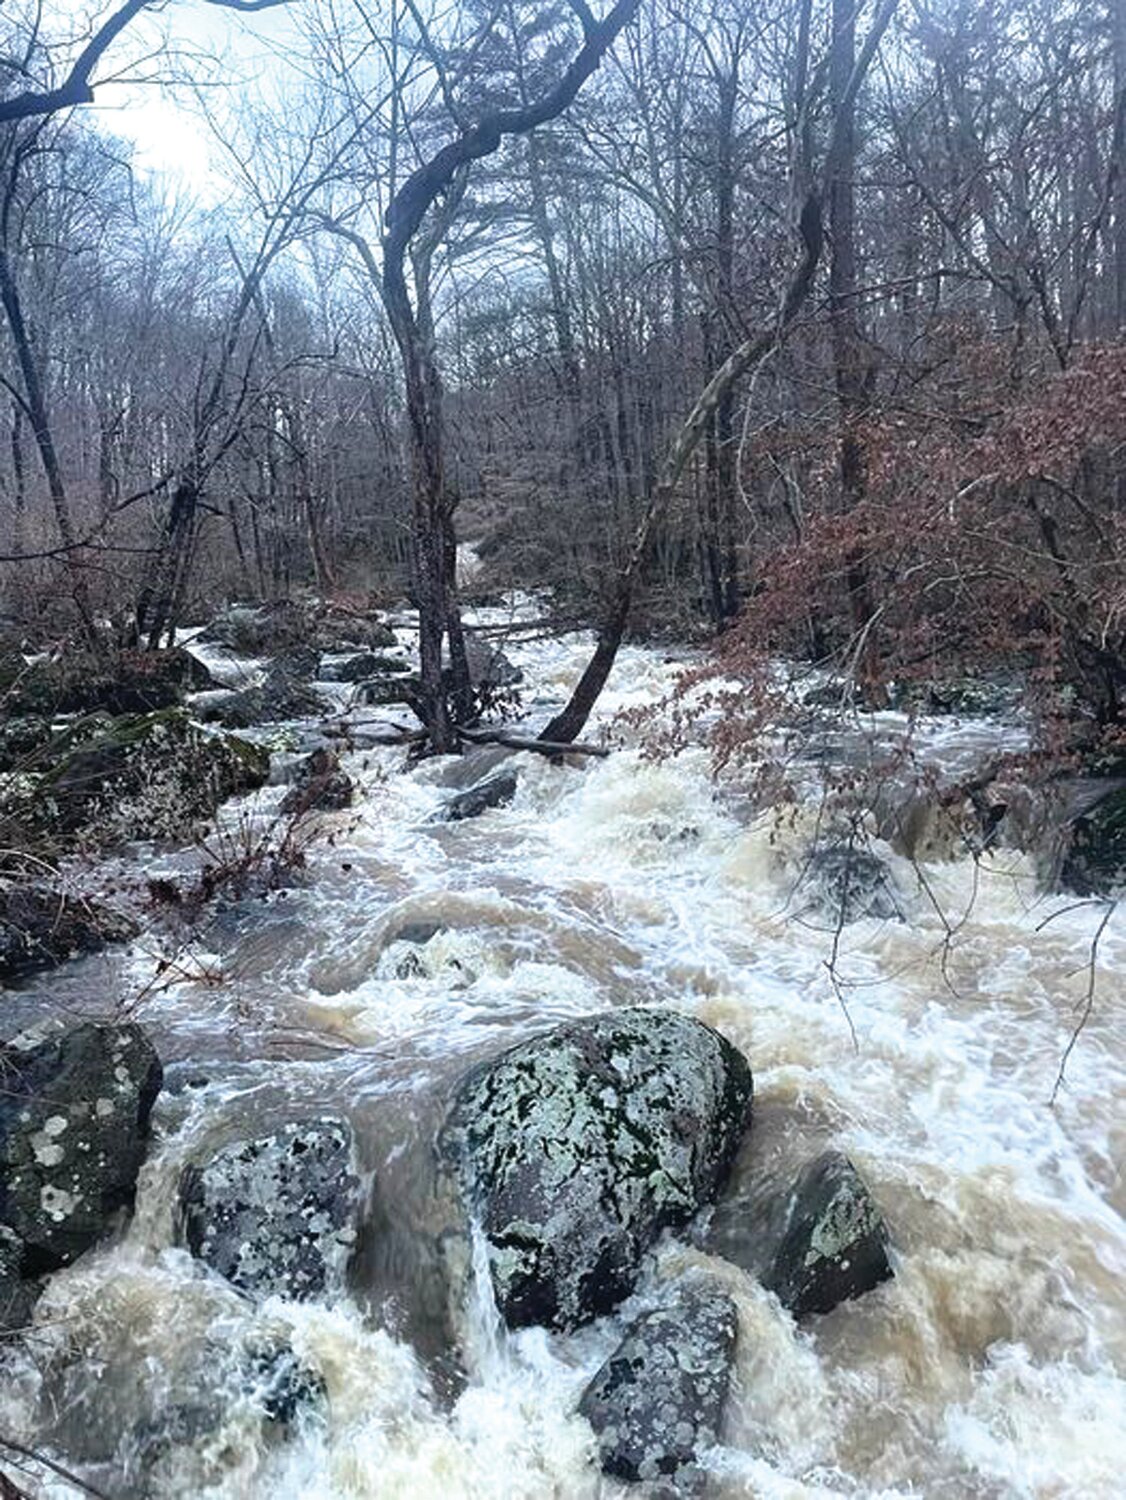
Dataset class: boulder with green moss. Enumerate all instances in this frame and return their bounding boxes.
[2,708,269,850]
[0,648,212,718]
[439,1008,753,1331]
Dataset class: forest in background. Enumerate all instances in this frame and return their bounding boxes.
[0,0,1124,756]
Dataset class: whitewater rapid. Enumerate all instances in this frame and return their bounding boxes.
[2,616,1123,1498]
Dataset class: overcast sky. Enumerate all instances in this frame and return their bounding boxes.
[87,0,304,192]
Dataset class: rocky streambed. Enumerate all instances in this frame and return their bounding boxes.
[0,599,1123,1498]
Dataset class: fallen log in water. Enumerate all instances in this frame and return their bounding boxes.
[458,725,611,758]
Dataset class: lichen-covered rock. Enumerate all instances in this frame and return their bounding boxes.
[579,1287,737,1484]
[439,1009,753,1331]
[279,747,354,816]
[437,769,518,822]
[0,883,137,977]
[179,1117,363,1301]
[0,1022,162,1273]
[9,708,269,849]
[761,1151,892,1317]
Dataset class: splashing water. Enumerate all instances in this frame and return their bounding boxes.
[2,610,1124,1498]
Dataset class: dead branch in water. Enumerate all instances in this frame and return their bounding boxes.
[458,726,611,758]
[0,1436,111,1499]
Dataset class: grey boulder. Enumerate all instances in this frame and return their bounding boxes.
[0,1021,162,1272]
[179,1117,363,1301]
[762,1151,892,1317]
[579,1287,737,1485]
[437,769,518,822]
[439,1009,753,1331]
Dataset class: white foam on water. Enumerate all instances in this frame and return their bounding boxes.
[3,615,1124,1497]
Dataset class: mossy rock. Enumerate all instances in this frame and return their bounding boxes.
[4,708,269,850]
[1,648,211,718]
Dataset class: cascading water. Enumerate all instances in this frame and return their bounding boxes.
[1,610,1123,1498]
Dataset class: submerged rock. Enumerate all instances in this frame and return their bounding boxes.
[579,1287,738,1485]
[439,1009,753,1331]
[179,1117,363,1301]
[761,1151,892,1317]
[799,838,902,924]
[0,883,136,977]
[437,769,518,822]
[279,747,354,815]
[0,1021,162,1273]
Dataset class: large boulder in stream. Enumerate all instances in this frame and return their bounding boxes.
[579,1286,738,1485]
[439,1009,753,1331]
[0,1022,162,1274]
[3,708,270,850]
[178,1117,363,1301]
[0,647,211,717]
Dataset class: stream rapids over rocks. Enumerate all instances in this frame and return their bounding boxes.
[1,600,1124,1499]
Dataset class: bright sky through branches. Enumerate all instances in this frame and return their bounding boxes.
[84,0,302,192]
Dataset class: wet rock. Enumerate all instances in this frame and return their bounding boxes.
[179,1117,363,1301]
[243,1338,327,1424]
[0,1225,39,1333]
[279,747,354,815]
[798,838,902,924]
[437,769,518,822]
[308,613,396,653]
[0,714,55,771]
[320,651,412,683]
[3,708,270,849]
[1,647,212,717]
[0,1021,162,1273]
[760,1151,892,1318]
[201,599,396,656]
[579,1287,738,1485]
[439,1008,753,1331]
[464,631,523,689]
[358,674,420,709]
[272,645,322,680]
[1060,779,1126,896]
[0,883,137,977]
[201,669,323,729]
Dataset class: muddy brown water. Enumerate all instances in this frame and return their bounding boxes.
[2,619,1123,1497]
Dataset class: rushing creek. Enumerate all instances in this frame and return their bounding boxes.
[2,607,1124,1499]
